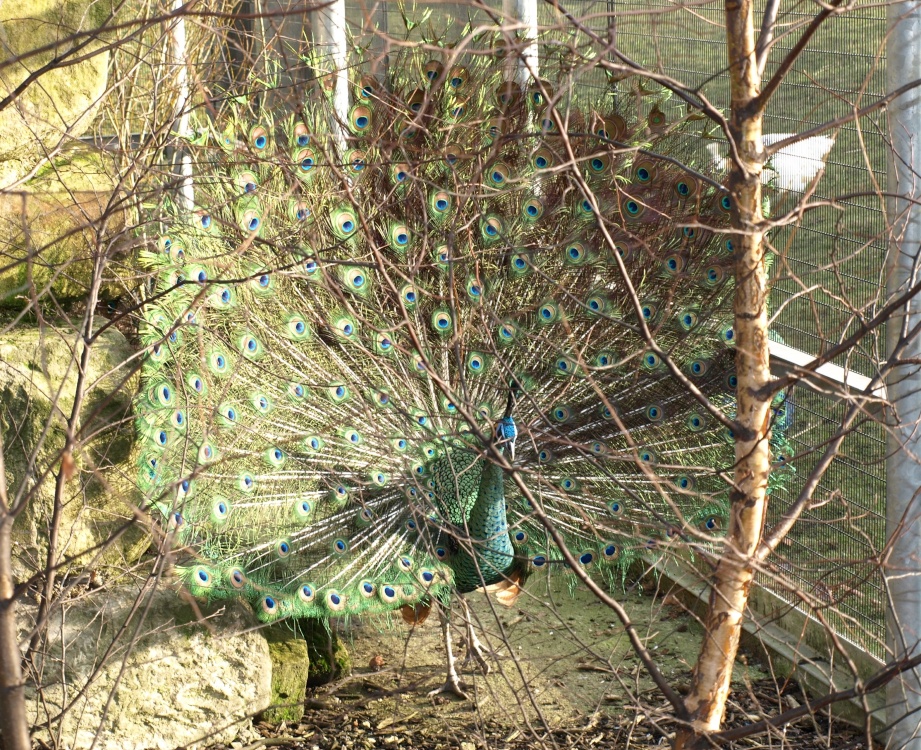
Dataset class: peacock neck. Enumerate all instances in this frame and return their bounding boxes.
[451,454,515,593]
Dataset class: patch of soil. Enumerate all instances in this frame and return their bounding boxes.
[216,579,876,750]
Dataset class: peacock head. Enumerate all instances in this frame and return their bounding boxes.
[494,416,518,462]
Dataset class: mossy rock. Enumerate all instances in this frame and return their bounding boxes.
[303,620,352,686]
[0,0,114,189]
[0,321,144,582]
[0,145,134,308]
[261,626,310,723]
[20,586,273,749]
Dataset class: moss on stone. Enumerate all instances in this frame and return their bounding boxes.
[0,322,144,581]
[261,627,310,723]
[302,620,352,686]
[0,1,114,188]
[0,145,133,308]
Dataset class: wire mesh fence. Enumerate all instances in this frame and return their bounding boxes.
[609,0,890,659]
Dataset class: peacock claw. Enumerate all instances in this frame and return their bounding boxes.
[427,676,471,700]
[461,608,493,674]
[462,638,492,674]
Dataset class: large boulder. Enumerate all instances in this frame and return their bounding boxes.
[0,322,143,581]
[0,0,112,189]
[21,587,272,750]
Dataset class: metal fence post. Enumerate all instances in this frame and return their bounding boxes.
[887,1,921,746]
[311,0,348,150]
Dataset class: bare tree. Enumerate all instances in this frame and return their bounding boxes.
[1,1,920,750]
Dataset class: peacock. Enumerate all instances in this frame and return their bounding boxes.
[135,27,793,697]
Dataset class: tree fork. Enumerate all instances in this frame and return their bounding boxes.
[674,0,771,745]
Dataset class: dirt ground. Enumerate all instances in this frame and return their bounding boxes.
[216,577,876,750]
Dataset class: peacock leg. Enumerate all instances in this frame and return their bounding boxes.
[426,601,471,700]
[459,597,492,674]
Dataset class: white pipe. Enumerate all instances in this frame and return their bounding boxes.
[314,0,348,152]
[514,0,539,85]
[503,0,539,85]
[169,0,194,211]
[886,0,921,746]
[768,340,884,399]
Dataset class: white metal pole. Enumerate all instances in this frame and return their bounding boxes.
[313,0,348,151]
[514,0,538,85]
[887,1,921,747]
[503,0,538,85]
[169,0,194,211]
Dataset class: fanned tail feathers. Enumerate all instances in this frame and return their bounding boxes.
[135,34,791,623]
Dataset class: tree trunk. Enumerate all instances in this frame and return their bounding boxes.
[0,515,31,750]
[674,0,770,745]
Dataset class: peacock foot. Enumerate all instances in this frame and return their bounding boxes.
[427,673,472,700]
[461,611,494,674]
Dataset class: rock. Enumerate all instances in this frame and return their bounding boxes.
[0,1,112,188]
[304,620,352,686]
[0,145,131,308]
[261,627,310,723]
[21,586,272,750]
[0,321,143,581]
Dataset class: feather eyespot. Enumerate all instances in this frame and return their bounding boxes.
[424,60,444,82]
[522,198,544,220]
[325,589,345,612]
[447,66,468,89]
[430,191,451,215]
[228,568,246,589]
[645,404,664,422]
[389,224,411,250]
[563,242,591,266]
[675,475,696,492]
[480,215,505,242]
[346,150,366,175]
[304,435,324,452]
[349,105,372,133]
[379,584,399,604]
[431,310,453,333]
[293,122,310,147]
[292,499,312,520]
[294,148,315,175]
[192,567,212,587]
[331,208,358,238]
[249,125,269,150]
[703,265,726,286]
[642,351,662,370]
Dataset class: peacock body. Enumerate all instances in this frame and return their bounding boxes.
[135,31,790,631]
